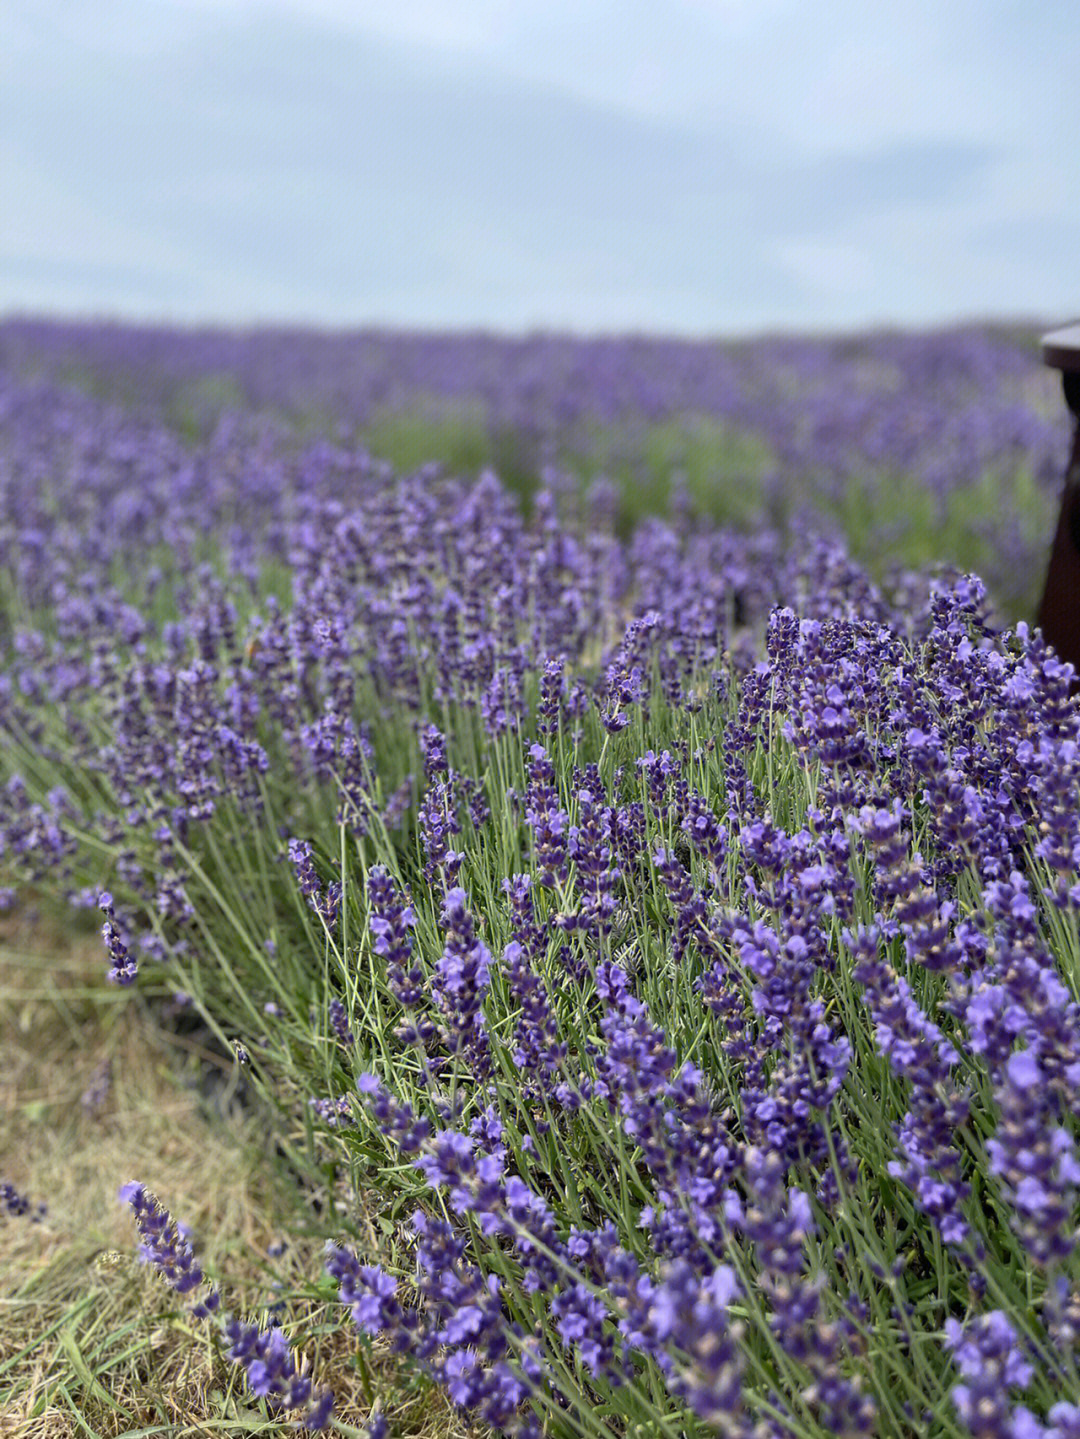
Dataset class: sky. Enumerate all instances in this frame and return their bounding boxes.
[2,0,1078,336]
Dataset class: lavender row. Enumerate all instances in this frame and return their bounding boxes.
[2,320,1063,499]
[2,333,1079,1435]
[0,319,1068,618]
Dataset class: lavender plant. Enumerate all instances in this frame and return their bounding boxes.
[2,323,1079,1437]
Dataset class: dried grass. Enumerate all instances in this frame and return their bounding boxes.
[0,909,479,1439]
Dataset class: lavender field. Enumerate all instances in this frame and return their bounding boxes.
[2,319,1080,1439]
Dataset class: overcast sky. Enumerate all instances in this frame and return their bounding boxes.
[2,0,1077,335]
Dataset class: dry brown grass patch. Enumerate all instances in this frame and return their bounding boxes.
[0,908,480,1439]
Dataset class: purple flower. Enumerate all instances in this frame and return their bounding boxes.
[328,996,354,1045]
[119,1182,216,1301]
[1,1180,46,1222]
[430,886,493,1077]
[946,1311,1036,1437]
[224,1316,333,1428]
[1006,1048,1041,1090]
[325,1245,402,1334]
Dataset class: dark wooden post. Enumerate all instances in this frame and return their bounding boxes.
[1037,324,1080,671]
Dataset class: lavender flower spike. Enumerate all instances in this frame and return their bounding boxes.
[118,1181,218,1303]
[225,1316,335,1429]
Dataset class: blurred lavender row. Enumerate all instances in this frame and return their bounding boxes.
[0,319,1067,622]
